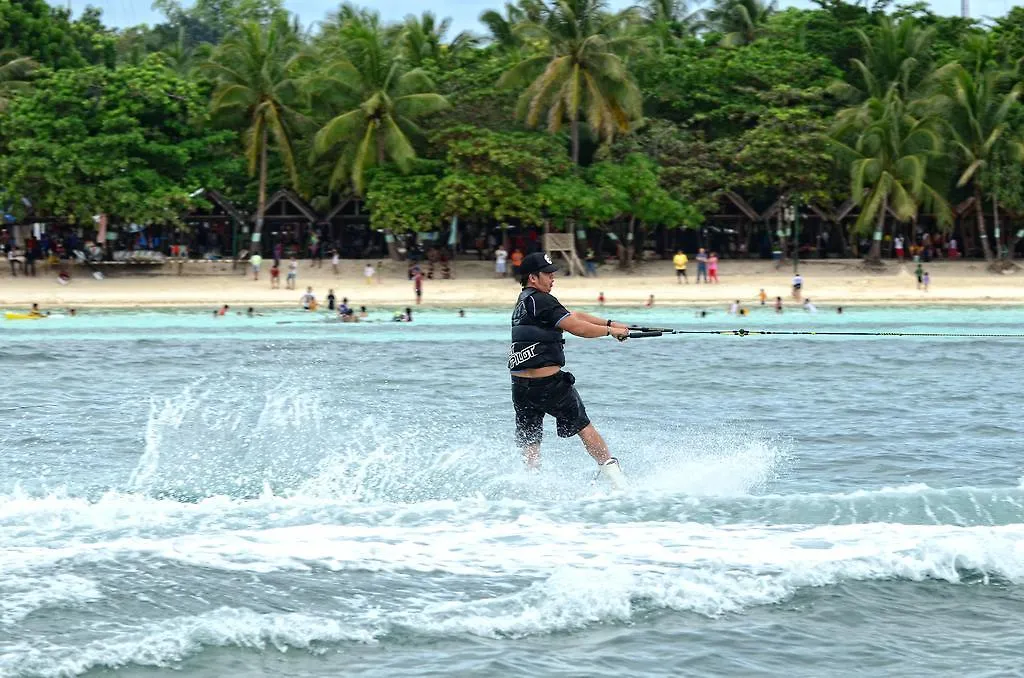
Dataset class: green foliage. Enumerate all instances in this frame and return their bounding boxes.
[203,17,305,193]
[428,47,520,138]
[0,0,1023,260]
[498,0,644,163]
[0,0,114,69]
[435,127,571,224]
[152,0,287,49]
[0,50,37,111]
[732,106,837,205]
[831,91,951,252]
[636,39,840,135]
[311,22,449,194]
[0,59,236,224]
[766,7,867,73]
[610,118,733,214]
[588,153,699,228]
[705,0,778,46]
[536,175,605,226]
[992,7,1024,65]
[365,160,444,233]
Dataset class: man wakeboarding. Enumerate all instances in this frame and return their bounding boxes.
[509,251,630,489]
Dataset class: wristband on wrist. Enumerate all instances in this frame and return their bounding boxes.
[606,319,612,327]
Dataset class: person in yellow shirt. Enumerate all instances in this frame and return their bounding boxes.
[672,250,688,284]
[759,288,767,305]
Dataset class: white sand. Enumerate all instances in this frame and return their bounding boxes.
[0,258,1020,310]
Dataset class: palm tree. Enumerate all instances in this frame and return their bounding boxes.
[704,0,776,46]
[480,4,525,52]
[832,90,952,263]
[0,50,37,112]
[642,0,703,48]
[202,18,306,252]
[498,0,643,164]
[394,12,477,68]
[942,65,1023,263]
[480,0,547,50]
[312,24,449,195]
[830,17,937,107]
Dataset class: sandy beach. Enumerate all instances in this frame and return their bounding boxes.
[0,258,1021,310]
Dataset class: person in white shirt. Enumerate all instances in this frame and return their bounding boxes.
[791,273,803,300]
[331,250,340,275]
[286,257,298,290]
[300,286,317,310]
[364,263,375,285]
[894,235,905,262]
[249,253,262,280]
[495,245,508,278]
[728,300,739,314]
[803,298,817,313]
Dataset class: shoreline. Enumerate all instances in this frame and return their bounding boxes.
[1,259,1021,310]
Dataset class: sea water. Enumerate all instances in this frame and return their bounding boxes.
[2,304,1023,677]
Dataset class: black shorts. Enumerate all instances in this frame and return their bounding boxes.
[511,371,590,446]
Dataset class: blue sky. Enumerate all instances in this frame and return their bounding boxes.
[78,0,1013,32]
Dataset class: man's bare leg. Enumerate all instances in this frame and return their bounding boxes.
[523,443,541,469]
[578,424,612,464]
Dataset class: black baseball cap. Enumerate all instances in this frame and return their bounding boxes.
[520,251,559,276]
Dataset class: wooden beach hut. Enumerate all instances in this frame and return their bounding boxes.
[258,189,318,259]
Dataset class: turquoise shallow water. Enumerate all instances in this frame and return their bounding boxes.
[2,305,1024,677]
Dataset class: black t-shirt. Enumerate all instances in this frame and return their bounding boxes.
[516,290,570,330]
[509,289,570,371]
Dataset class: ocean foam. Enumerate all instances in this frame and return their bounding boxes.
[0,574,102,626]
[1,607,379,677]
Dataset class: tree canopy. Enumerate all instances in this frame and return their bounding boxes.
[0,0,1022,262]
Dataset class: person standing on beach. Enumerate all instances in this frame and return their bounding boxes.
[331,250,340,276]
[707,252,719,283]
[510,248,524,279]
[695,248,708,283]
[286,257,298,290]
[915,260,924,289]
[508,251,630,487]
[309,232,321,267]
[270,261,280,288]
[759,289,767,305]
[791,273,803,300]
[250,253,262,280]
[585,247,598,277]
[364,262,375,285]
[413,268,423,304]
[894,235,905,262]
[673,250,688,283]
[922,271,930,292]
[495,245,508,278]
